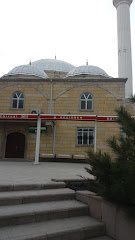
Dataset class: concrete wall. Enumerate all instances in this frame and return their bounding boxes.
[76,191,135,240]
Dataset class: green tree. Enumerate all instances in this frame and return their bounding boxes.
[86,106,135,217]
[129,95,135,104]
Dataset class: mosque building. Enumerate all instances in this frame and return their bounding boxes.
[0,0,134,162]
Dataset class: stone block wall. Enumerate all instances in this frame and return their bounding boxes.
[0,77,130,160]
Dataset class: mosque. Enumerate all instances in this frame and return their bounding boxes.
[0,0,134,162]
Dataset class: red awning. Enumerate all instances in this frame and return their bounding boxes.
[0,113,134,122]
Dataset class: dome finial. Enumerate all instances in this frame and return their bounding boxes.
[55,54,56,60]
[86,59,88,65]
[29,60,31,65]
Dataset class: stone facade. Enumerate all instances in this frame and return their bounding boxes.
[0,75,130,161]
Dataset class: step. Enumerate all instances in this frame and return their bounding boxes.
[0,200,88,227]
[0,182,66,192]
[0,188,75,206]
[87,236,114,240]
[0,216,105,240]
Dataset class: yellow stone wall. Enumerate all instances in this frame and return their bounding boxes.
[0,78,131,160]
[46,72,66,79]
[54,83,123,115]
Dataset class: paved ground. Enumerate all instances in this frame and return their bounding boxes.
[0,161,93,184]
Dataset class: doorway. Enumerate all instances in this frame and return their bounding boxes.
[5,132,25,158]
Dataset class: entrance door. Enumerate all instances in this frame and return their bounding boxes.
[5,132,25,158]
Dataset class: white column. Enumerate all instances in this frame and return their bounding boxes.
[94,117,97,153]
[113,0,133,98]
[34,116,41,164]
[53,122,56,154]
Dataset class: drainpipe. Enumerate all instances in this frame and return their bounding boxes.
[50,79,53,114]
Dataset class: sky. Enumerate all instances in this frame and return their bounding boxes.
[0,0,135,91]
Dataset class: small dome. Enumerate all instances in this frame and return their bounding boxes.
[6,65,48,79]
[32,59,75,73]
[65,65,110,78]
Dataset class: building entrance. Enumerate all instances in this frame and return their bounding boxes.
[5,132,25,158]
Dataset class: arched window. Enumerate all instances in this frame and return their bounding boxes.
[11,91,24,109]
[80,92,93,110]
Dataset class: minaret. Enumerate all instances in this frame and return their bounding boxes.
[113,0,133,98]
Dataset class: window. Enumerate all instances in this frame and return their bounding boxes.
[11,91,24,109]
[80,92,93,110]
[77,128,94,146]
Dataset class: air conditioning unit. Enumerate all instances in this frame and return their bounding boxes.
[30,109,41,114]
[45,121,53,127]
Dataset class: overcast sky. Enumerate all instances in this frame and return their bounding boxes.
[0,0,135,91]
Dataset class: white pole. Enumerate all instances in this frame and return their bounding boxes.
[94,117,97,153]
[53,122,56,154]
[34,115,41,164]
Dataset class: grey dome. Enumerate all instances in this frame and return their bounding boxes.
[6,65,48,79]
[65,65,110,78]
[32,59,75,73]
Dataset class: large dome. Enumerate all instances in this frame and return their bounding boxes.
[5,64,48,79]
[65,65,110,78]
[32,59,75,73]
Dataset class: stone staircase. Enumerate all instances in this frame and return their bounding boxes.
[0,182,112,240]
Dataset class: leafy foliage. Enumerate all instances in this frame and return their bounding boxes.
[129,94,135,104]
[86,106,135,217]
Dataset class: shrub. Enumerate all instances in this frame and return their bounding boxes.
[86,106,135,217]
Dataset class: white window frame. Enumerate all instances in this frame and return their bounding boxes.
[80,92,93,111]
[76,127,94,146]
[11,91,25,109]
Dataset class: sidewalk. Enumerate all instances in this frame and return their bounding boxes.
[0,161,93,184]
